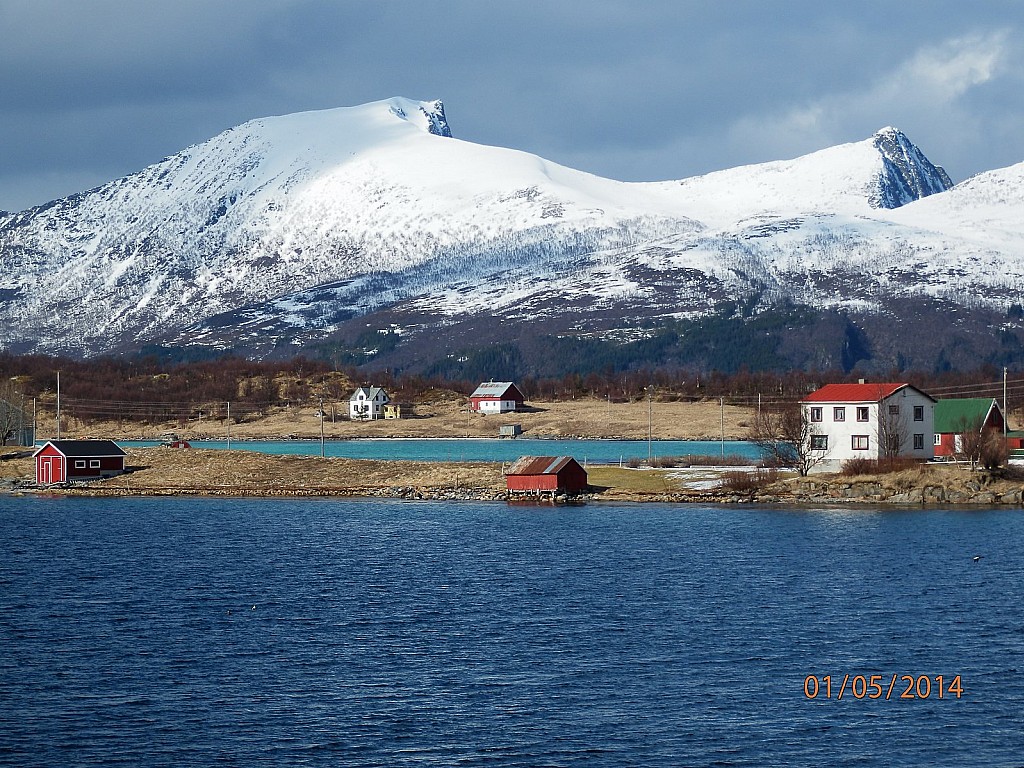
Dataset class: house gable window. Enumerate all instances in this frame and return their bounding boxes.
[810,435,828,451]
[852,435,870,450]
[856,407,869,422]
[913,434,924,450]
[889,404,900,415]
[809,407,822,423]
[913,405,924,422]
[833,407,846,422]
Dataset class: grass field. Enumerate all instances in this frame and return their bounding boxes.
[42,397,757,442]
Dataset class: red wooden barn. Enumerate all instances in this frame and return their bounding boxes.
[506,455,588,496]
[33,440,127,485]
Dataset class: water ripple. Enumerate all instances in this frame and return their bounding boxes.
[1,496,1023,766]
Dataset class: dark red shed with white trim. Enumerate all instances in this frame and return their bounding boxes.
[33,440,127,484]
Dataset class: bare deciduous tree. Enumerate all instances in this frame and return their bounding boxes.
[0,381,29,446]
[955,414,1008,471]
[749,403,829,476]
[876,399,909,459]
[953,414,987,470]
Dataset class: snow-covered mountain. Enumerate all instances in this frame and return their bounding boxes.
[1,97,1021,373]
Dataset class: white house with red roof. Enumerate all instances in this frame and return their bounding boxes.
[800,382,936,473]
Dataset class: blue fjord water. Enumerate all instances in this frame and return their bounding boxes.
[1,495,1023,766]
[122,438,762,463]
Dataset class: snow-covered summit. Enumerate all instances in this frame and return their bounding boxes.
[657,127,954,228]
[870,126,953,208]
[386,97,452,137]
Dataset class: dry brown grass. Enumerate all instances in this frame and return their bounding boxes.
[46,398,755,442]
[112,448,506,494]
[1,447,505,495]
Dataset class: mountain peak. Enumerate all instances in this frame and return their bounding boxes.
[384,97,452,138]
[870,126,953,208]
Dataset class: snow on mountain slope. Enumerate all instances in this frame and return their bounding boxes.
[885,161,1024,244]
[642,127,953,229]
[0,96,1014,363]
[0,97,704,353]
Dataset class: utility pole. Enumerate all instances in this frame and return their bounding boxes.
[647,386,653,464]
[319,398,326,458]
[720,397,725,457]
[56,371,61,440]
[1004,367,1009,439]
[226,402,231,449]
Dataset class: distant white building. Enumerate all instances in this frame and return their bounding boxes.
[469,382,526,414]
[349,386,390,420]
[800,382,936,473]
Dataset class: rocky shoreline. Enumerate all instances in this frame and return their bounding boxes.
[5,446,1024,506]
[6,477,1024,507]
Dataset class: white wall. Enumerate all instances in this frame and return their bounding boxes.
[349,390,389,420]
[477,399,516,413]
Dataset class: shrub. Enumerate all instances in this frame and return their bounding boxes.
[675,454,757,467]
[719,468,778,493]
[980,434,1009,470]
[840,456,921,476]
[626,454,756,469]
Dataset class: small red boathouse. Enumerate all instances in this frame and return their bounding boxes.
[505,455,588,496]
[33,440,127,485]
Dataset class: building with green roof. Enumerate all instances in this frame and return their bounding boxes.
[933,398,1004,458]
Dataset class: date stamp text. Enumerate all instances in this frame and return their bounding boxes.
[804,674,963,701]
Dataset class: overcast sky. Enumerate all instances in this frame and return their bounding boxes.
[1,1,1022,212]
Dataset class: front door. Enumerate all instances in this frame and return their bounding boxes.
[38,456,63,484]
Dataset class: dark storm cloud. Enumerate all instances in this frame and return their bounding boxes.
[0,0,1021,211]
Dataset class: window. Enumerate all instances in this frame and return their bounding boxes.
[913,434,924,450]
[856,407,869,422]
[889,404,900,415]
[852,435,870,450]
[74,460,86,468]
[833,407,846,422]
[913,405,924,422]
[810,435,828,451]
[809,407,822,423]
[89,460,101,469]
[934,433,942,446]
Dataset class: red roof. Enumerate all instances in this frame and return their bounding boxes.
[801,383,911,403]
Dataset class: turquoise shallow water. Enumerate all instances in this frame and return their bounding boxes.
[122,437,762,463]
[2,496,1023,765]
